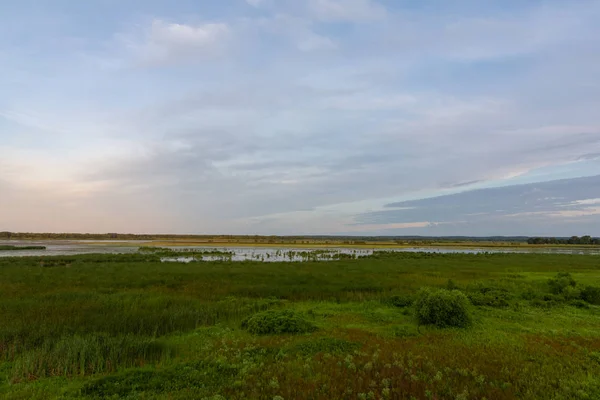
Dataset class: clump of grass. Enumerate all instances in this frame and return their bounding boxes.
[414,288,472,328]
[241,310,317,335]
[291,337,360,356]
[383,294,414,308]
[392,325,419,338]
[569,299,590,309]
[81,360,238,398]
[467,285,513,308]
[11,334,172,380]
[581,286,600,305]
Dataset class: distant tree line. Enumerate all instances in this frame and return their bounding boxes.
[527,236,600,245]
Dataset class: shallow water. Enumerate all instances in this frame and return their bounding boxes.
[1,240,599,260]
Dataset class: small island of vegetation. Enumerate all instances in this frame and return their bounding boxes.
[0,245,47,251]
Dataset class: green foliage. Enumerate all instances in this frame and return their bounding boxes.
[392,325,419,338]
[569,299,590,309]
[467,285,513,308]
[446,279,459,290]
[414,288,472,328]
[1,251,600,399]
[468,291,510,308]
[291,337,360,356]
[562,285,582,300]
[81,360,239,398]
[548,272,577,295]
[581,286,600,305]
[241,310,317,335]
[384,294,414,308]
[11,334,172,380]
[0,245,46,251]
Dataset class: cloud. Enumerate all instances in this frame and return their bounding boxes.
[245,0,265,7]
[308,0,387,22]
[124,19,231,66]
[1,0,600,235]
[253,14,337,52]
[354,175,600,235]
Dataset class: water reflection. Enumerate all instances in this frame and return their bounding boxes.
[1,240,600,259]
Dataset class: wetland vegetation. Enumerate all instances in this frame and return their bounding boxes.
[1,251,599,399]
[0,245,46,251]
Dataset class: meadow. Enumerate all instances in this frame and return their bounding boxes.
[1,251,599,399]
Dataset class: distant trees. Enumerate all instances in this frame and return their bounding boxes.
[0,231,12,239]
[527,235,600,245]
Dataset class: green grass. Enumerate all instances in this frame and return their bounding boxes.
[1,252,600,399]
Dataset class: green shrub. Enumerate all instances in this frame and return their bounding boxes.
[563,285,582,300]
[569,299,590,309]
[467,286,512,308]
[581,286,600,305]
[291,337,360,356]
[548,272,576,295]
[385,294,414,308]
[521,287,540,300]
[414,288,472,328]
[241,310,317,335]
[531,297,561,309]
[446,279,459,291]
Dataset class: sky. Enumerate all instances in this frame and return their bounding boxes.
[1,0,600,236]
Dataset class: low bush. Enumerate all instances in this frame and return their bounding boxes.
[548,272,576,295]
[241,310,317,335]
[531,298,561,309]
[467,285,513,308]
[569,299,590,309]
[291,337,360,356]
[384,294,414,308]
[581,286,600,305]
[563,285,582,300]
[414,288,472,328]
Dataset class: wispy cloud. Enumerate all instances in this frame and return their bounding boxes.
[308,0,387,22]
[355,175,600,235]
[121,19,231,66]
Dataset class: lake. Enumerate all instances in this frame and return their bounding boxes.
[1,240,599,260]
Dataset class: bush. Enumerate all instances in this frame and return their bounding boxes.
[468,291,510,308]
[521,287,540,300]
[548,272,576,295]
[414,288,472,328]
[241,310,317,335]
[446,279,459,291]
[569,300,590,309]
[385,294,414,308]
[563,285,582,300]
[581,286,600,305]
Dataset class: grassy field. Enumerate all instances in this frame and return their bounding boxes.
[1,252,600,399]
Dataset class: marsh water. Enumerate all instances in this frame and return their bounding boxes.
[1,240,600,260]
